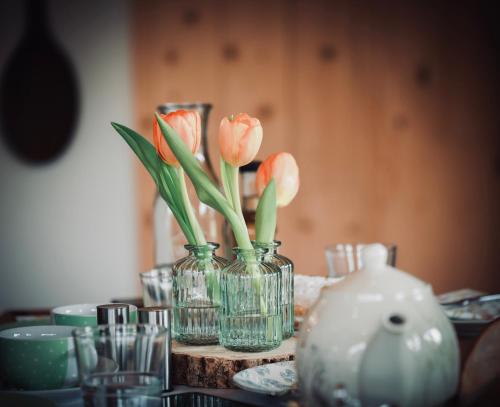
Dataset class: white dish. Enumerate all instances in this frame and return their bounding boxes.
[232,361,296,396]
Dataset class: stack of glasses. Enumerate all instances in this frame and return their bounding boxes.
[72,304,172,406]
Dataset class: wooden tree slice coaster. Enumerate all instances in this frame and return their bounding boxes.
[172,337,296,388]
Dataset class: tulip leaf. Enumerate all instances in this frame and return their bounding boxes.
[255,179,277,244]
[111,122,160,186]
[155,113,229,213]
[157,169,196,244]
[159,162,183,213]
[111,121,197,244]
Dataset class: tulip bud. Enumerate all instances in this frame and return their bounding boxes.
[218,113,263,167]
[256,152,299,207]
[153,110,201,166]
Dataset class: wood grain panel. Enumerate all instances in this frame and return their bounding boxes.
[132,0,500,293]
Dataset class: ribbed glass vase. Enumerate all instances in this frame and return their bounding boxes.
[220,248,282,352]
[172,243,228,345]
[253,241,294,339]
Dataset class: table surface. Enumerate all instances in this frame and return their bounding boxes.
[0,385,292,407]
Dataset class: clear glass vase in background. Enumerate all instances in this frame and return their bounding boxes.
[325,243,397,277]
[172,243,228,345]
[154,103,219,265]
[220,248,282,352]
[253,241,294,339]
[139,265,173,307]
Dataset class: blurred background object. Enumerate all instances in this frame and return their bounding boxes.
[1,0,500,311]
[131,0,500,294]
[325,243,397,277]
[0,0,137,310]
[0,0,79,164]
[460,319,500,405]
[140,266,173,308]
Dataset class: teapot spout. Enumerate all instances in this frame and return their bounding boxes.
[359,312,422,407]
[382,312,408,334]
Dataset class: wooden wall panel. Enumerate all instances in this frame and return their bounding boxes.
[132,0,500,293]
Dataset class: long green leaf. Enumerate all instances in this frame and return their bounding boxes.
[157,170,196,244]
[178,167,206,245]
[255,179,277,243]
[111,122,159,185]
[155,158,174,206]
[155,114,227,210]
[157,161,185,220]
[111,121,197,244]
[155,162,198,243]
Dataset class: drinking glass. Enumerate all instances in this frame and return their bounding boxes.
[73,324,168,406]
[325,243,397,277]
[140,265,173,307]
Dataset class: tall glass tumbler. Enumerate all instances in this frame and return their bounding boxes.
[140,265,173,307]
[325,243,397,278]
[73,324,168,406]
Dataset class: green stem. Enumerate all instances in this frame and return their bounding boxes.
[228,165,246,229]
[178,167,206,246]
[225,208,253,250]
[157,170,197,245]
[220,158,234,210]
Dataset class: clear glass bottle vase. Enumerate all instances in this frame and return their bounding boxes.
[253,241,294,339]
[220,248,282,352]
[172,243,228,345]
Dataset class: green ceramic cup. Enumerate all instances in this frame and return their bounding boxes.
[0,325,78,390]
[52,304,138,326]
[51,304,98,327]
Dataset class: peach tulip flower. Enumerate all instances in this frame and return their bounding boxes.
[256,152,299,207]
[153,110,201,166]
[219,113,263,167]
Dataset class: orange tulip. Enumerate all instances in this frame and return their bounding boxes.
[218,113,263,167]
[153,110,201,166]
[256,152,299,207]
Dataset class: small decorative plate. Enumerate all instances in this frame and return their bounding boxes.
[232,361,296,396]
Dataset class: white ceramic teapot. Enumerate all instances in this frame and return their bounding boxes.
[297,244,459,407]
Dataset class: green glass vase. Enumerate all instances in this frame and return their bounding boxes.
[253,241,294,339]
[220,248,282,352]
[172,243,228,345]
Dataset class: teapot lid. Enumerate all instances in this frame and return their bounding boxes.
[358,243,429,291]
[361,243,390,271]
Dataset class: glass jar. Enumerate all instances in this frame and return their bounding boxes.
[172,243,228,345]
[253,241,294,339]
[220,248,282,352]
